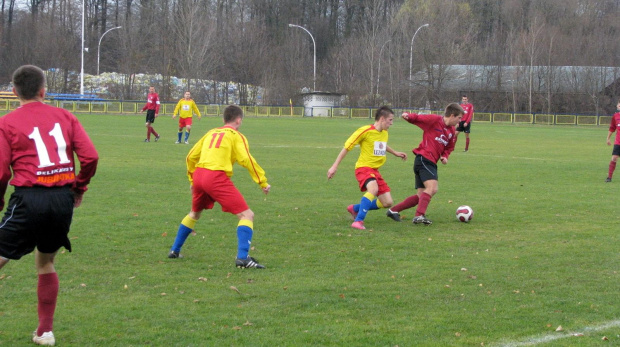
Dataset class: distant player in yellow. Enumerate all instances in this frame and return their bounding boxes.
[172,91,201,144]
[327,106,407,230]
[168,105,271,269]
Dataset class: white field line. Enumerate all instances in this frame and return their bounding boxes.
[496,319,620,346]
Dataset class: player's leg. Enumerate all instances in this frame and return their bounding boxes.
[607,146,620,182]
[169,210,201,258]
[145,121,152,142]
[464,130,470,152]
[177,125,183,144]
[0,256,8,269]
[185,124,192,143]
[354,179,377,222]
[33,250,58,345]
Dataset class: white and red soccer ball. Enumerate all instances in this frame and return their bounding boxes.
[456,205,473,222]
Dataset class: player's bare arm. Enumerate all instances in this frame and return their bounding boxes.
[386,146,407,161]
[327,148,349,179]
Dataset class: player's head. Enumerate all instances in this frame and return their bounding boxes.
[149,86,155,93]
[617,100,620,110]
[12,65,46,100]
[461,95,468,104]
[223,105,244,124]
[184,91,191,99]
[444,103,464,126]
[375,106,395,131]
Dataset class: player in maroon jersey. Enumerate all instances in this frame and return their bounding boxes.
[0,65,99,346]
[605,101,620,182]
[385,103,463,225]
[455,95,474,152]
[141,86,161,142]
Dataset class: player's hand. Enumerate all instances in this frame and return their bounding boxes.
[262,184,271,194]
[401,112,409,120]
[440,157,448,165]
[172,115,176,119]
[607,140,612,146]
[395,152,407,161]
[73,191,84,208]
[464,122,468,127]
[327,166,337,179]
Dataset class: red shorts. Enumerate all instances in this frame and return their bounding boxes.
[354,167,390,195]
[179,117,193,128]
[191,168,249,214]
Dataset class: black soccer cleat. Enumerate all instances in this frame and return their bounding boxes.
[605,177,612,182]
[168,251,183,259]
[235,256,265,269]
[412,215,432,225]
[386,209,402,222]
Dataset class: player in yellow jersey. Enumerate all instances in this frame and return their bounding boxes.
[168,105,270,268]
[172,91,201,144]
[327,106,407,230]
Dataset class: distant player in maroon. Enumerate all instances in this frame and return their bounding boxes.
[141,86,161,142]
[455,95,473,152]
[605,101,620,182]
[385,103,463,225]
[0,65,98,345]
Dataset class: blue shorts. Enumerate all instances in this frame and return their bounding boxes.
[0,186,74,260]
[414,155,438,189]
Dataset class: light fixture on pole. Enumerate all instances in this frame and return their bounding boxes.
[80,0,85,95]
[376,39,391,97]
[408,23,429,107]
[97,26,122,75]
[288,24,316,92]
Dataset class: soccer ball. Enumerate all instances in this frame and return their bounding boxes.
[456,205,473,222]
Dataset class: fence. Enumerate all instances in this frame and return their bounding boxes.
[0,99,612,126]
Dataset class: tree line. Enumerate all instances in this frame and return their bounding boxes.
[1,0,619,114]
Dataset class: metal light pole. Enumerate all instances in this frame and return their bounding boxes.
[288,24,316,91]
[376,39,391,97]
[80,0,85,95]
[97,26,122,75]
[408,23,429,107]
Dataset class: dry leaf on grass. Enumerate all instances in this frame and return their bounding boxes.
[230,286,241,294]
[555,325,563,331]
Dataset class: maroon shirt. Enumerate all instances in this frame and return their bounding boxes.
[403,113,456,163]
[0,102,98,210]
[141,92,160,113]
[609,112,620,145]
[461,102,474,123]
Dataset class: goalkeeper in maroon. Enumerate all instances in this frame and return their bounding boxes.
[386,103,463,225]
[605,101,620,182]
[0,65,99,345]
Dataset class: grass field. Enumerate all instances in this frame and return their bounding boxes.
[1,113,619,346]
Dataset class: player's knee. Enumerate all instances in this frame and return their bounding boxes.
[238,209,254,221]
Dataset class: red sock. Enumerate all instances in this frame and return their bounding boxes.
[146,127,152,140]
[609,161,617,178]
[465,138,470,150]
[391,195,419,212]
[37,273,59,336]
[415,192,432,217]
[152,128,159,137]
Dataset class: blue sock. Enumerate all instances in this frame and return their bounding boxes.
[177,131,182,142]
[369,199,382,210]
[236,224,253,259]
[355,193,375,222]
[171,224,193,253]
[185,132,190,142]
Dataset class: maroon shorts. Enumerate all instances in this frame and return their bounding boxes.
[354,167,390,195]
[179,117,193,128]
[191,168,248,214]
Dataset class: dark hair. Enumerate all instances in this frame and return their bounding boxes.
[223,105,244,123]
[375,105,394,121]
[445,103,464,117]
[12,65,45,100]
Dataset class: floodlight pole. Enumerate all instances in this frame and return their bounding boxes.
[97,26,122,75]
[288,24,316,92]
[408,23,429,107]
[376,39,391,96]
[80,0,85,95]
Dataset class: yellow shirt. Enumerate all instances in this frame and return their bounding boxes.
[344,125,388,169]
[186,126,268,188]
[173,99,201,119]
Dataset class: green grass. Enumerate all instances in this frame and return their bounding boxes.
[1,114,619,346]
